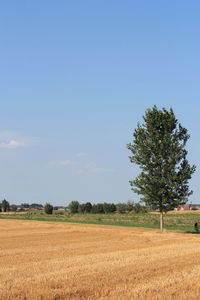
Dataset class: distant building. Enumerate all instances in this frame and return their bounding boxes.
[190,204,200,210]
[177,204,190,211]
[54,206,66,211]
[175,204,200,211]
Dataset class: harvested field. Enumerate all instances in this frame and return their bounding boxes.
[1,220,200,299]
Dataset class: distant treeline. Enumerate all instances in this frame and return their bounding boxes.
[68,201,148,214]
[0,200,148,214]
[0,201,44,212]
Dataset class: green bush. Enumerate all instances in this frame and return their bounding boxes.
[44,203,53,214]
[84,202,93,213]
[116,203,127,213]
[134,203,148,213]
[54,210,65,215]
[68,201,79,214]
[1,199,10,212]
[92,203,104,214]
[103,203,116,213]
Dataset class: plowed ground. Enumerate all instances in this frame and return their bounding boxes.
[0,220,200,299]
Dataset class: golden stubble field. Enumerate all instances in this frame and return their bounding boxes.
[1,220,200,299]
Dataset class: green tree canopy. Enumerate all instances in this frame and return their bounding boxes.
[1,199,10,212]
[127,106,196,230]
[103,203,116,213]
[91,203,104,214]
[44,203,53,215]
[68,201,79,214]
[84,202,93,213]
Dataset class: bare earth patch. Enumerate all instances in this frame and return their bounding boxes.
[0,220,200,299]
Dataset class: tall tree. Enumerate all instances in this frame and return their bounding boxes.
[127,106,196,230]
[68,201,79,214]
[84,202,93,213]
[1,199,10,212]
[44,203,53,215]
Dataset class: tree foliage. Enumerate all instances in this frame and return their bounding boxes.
[127,106,196,228]
[91,203,105,214]
[103,203,116,213]
[30,203,43,209]
[68,201,79,214]
[1,199,10,212]
[21,203,30,209]
[84,202,93,213]
[116,203,127,213]
[10,204,17,212]
[44,203,53,214]
[116,201,147,213]
[134,203,148,213]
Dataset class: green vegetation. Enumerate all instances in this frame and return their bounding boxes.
[68,201,79,213]
[128,106,196,230]
[68,200,147,214]
[44,203,53,214]
[78,202,93,213]
[1,211,200,233]
[1,199,10,212]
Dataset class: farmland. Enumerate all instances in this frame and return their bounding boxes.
[1,210,200,232]
[1,220,200,299]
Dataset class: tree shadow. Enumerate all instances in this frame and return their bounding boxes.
[185,231,200,234]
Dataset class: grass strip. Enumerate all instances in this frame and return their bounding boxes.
[0,215,196,233]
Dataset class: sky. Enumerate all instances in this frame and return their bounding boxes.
[0,1,200,205]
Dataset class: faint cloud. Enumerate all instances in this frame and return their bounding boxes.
[76,152,87,157]
[48,156,115,175]
[0,140,26,149]
[92,167,114,173]
[49,160,74,167]
[0,131,39,149]
[49,158,114,174]
[58,160,72,166]
[77,169,85,175]
[0,131,18,139]
[77,163,114,175]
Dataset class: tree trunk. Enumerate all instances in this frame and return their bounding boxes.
[160,212,164,231]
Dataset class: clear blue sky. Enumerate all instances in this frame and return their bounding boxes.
[0,1,199,205]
